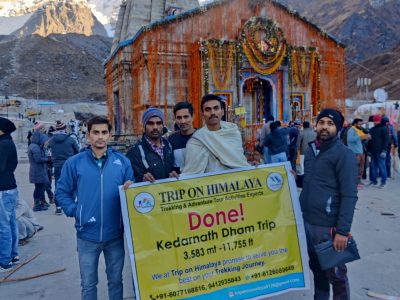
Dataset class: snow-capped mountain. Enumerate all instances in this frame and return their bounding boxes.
[87,0,121,36]
[0,0,122,36]
[0,0,114,101]
[199,0,214,4]
[0,0,45,16]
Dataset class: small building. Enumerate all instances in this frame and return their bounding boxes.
[105,0,346,139]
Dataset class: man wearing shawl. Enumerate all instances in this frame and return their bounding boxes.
[182,94,249,175]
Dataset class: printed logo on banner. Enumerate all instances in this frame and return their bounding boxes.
[266,172,284,191]
[134,192,155,214]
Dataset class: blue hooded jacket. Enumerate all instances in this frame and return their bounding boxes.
[28,131,49,184]
[56,146,134,242]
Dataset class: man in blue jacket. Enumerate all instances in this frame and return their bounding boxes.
[300,109,358,300]
[56,116,134,300]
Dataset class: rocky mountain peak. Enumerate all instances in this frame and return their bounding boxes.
[9,0,107,37]
[278,0,400,62]
[277,0,400,98]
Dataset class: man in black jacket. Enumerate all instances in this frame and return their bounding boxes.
[168,102,196,173]
[265,121,288,163]
[300,109,358,300]
[126,107,177,182]
[0,117,19,272]
[367,115,389,188]
[48,120,79,214]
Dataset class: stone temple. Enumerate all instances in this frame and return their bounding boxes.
[112,0,200,52]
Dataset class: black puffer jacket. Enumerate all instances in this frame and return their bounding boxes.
[299,137,358,236]
[367,124,388,154]
[126,136,174,183]
[266,127,288,155]
[48,133,79,177]
[0,134,18,191]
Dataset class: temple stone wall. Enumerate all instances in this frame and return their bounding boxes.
[112,0,199,52]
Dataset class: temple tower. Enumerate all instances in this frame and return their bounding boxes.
[112,0,199,51]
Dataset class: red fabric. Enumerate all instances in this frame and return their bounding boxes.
[372,115,382,123]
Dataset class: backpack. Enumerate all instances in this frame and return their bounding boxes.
[341,127,350,146]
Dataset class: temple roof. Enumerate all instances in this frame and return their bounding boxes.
[105,0,345,65]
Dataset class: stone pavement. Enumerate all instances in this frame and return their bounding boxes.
[1,149,400,300]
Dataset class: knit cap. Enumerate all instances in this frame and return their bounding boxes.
[34,122,44,131]
[381,116,389,124]
[141,107,164,128]
[316,109,344,132]
[372,115,382,123]
[0,117,16,134]
[55,120,67,130]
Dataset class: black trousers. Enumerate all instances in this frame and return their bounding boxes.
[304,222,351,300]
[33,183,46,206]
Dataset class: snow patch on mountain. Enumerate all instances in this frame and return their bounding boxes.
[199,0,214,4]
[0,0,86,16]
[0,0,121,36]
[0,13,32,35]
[87,0,121,36]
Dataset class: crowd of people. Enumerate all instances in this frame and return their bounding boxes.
[341,115,399,189]
[258,113,400,189]
[26,120,80,215]
[1,95,399,300]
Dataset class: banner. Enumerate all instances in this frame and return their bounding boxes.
[120,163,310,299]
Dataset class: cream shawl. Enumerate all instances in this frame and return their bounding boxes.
[182,121,250,175]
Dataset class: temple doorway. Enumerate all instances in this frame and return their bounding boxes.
[242,77,273,124]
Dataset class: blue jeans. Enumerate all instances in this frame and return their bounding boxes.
[0,188,19,267]
[385,149,392,178]
[263,146,271,164]
[271,152,288,163]
[370,153,387,185]
[77,236,125,300]
[54,173,61,207]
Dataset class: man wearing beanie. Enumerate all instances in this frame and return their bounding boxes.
[367,114,389,187]
[0,117,19,272]
[48,120,79,215]
[299,108,358,299]
[126,107,176,182]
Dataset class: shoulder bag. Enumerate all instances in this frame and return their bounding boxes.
[314,237,360,270]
